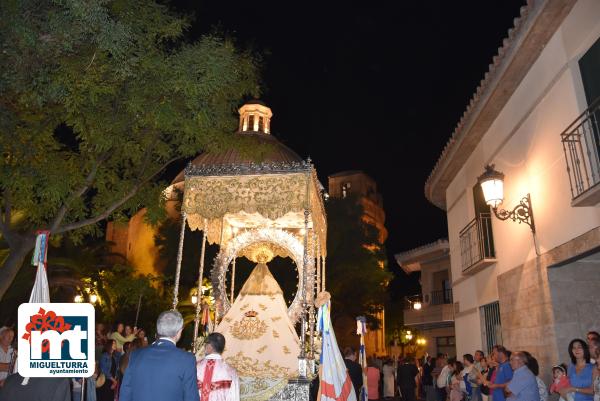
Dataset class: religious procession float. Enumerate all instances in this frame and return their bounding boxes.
[168,101,359,401]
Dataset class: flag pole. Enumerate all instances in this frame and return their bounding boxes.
[134,293,143,328]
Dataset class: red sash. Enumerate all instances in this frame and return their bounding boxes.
[198,360,232,399]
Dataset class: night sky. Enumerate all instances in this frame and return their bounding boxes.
[171,0,526,296]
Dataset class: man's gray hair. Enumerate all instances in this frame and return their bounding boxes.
[156,310,184,338]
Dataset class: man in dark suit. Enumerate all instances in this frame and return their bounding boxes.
[397,356,419,401]
[120,310,200,401]
[343,347,363,399]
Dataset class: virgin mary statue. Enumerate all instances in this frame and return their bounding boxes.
[215,261,301,401]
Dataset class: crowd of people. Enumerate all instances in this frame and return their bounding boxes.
[342,331,600,401]
[1,313,599,401]
[92,321,150,401]
[0,311,239,401]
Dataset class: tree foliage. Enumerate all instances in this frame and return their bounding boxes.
[0,0,260,298]
[0,239,168,331]
[325,195,391,329]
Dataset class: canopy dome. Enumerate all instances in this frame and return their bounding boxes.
[172,101,301,184]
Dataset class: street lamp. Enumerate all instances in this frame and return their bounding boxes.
[90,294,98,304]
[191,294,198,305]
[413,301,422,310]
[478,165,536,233]
[74,295,83,303]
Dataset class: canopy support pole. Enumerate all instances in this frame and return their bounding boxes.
[298,208,310,377]
[316,239,321,294]
[192,219,208,354]
[172,212,187,310]
[321,256,326,292]
[309,233,318,361]
[230,257,236,304]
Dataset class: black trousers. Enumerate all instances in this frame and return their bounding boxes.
[437,387,447,401]
[401,386,416,401]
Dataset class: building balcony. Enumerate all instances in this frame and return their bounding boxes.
[404,303,455,328]
[427,289,453,305]
[403,290,454,328]
[459,213,496,275]
[561,97,600,206]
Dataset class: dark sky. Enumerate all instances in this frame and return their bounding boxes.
[171,0,526,296]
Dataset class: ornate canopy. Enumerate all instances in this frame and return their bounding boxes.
[182,160,327,257]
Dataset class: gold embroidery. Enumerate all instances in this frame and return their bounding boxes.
[283,346,291,354]
[272,330,279,338]
[182,170,327,255]
[230,315,267,340]
[257,345,267,354]
[184,174,308,222]
[258,303,267,311]
[240,303,250,311]
[223,317,232,323]
[271,316,281,322]
[238,242,290,263]
[239,377,288,401]
[226,352,294,378]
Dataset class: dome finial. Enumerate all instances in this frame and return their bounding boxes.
[238,100,273,134]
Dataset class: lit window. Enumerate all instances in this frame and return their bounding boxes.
[341,182,351,198]
[247,115,254,131]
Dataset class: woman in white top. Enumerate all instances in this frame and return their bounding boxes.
[382,359,396,398]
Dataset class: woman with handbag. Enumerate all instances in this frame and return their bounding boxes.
[97,339,117,401]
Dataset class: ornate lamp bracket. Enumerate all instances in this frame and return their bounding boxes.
[492,193,536,233]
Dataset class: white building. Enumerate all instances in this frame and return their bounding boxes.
[395,239,456,358]
[424,0,600,382]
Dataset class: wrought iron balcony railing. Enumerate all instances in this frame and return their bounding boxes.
[430,289,453,305]
[561,97,600,203]
[459,213,496,273]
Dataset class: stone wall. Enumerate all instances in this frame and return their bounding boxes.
[548,254,600,364]
[497,257,558,384]
[497,226,600,384]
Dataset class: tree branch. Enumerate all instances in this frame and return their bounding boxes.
[53,156,181,234]
[49,157,105,232]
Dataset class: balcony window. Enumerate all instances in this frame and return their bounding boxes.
[459,213,496,274]
[561,97,600,205]
[562,37,600,205]
[579,36,600,108]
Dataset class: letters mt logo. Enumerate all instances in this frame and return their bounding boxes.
[22,307,87,360]
[18,303,95,377]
